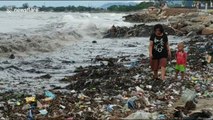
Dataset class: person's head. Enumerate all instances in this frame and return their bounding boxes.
[154,24,164,36]
[177,42,184,51]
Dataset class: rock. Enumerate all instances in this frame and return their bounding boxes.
[148,6,160,14]
[190,17,202,22]
[186,31,197,38]
[92,40,97,44]
[39,74,52,79]
[123,13,159,23]
[185,100,196,111]
[104,24,175,38]
[62,60,75,64]
[0,46,11,53]
[124,44,137,47]
[26,38,31,42]
[183,24,205,34]
[202,27,213,35]
[189,110,212,119]
[9,54,15,59]
[168,13,213,35]
[209,24,213,28]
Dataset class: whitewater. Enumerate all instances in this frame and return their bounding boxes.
[0,11,182,94]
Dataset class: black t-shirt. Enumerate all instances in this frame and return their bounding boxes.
[150,33,168,59]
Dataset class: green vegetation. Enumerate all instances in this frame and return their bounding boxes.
[39,5,104,12]
[0,2,155,12]
[107,2,154,12]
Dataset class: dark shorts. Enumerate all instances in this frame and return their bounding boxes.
[150,58,167,71]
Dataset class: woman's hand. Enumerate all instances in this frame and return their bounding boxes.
[149,53,153,59]
[168,51,172,60]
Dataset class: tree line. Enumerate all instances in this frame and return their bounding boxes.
[1,1,211,12]
[0,2,154,12]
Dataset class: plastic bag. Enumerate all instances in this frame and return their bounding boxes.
[181,88,196,103]
[124,110,151,119]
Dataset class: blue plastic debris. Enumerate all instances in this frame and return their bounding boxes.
[27,109,33,120]
[127,96,137,109]
[158,114,166,119]
[45,91,56,99]
[106,104,116,112]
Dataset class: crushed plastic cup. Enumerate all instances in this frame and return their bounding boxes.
[201,84,207,92]
[106,104,116,112]
[45,91,56,99]
[78,93,88,100]
[37,101,43,109]
[22,104,31,110]
[59,105,66,109]
[25,97,36,103]
[135,86,144,93]
[43,97,53,102]
[167,67,174,73]
[39,109,48,115]
[127,96,137,110]
[146,85,152,89]
[191,77,199,81]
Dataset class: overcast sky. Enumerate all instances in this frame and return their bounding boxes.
[0,1,145,7]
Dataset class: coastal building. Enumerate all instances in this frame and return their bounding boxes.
[165,0,213,9]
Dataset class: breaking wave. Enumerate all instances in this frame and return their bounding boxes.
[0,12,121,54]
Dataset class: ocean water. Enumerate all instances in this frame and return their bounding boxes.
[0,11,182,94]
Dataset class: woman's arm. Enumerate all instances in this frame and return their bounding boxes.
[167,42,171,59]
[149,41,153,58]
[185,52,187,66]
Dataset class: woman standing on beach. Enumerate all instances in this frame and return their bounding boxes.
[149,24,171,80]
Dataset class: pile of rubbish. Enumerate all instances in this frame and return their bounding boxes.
[103,24,175,38]
[0,37,212,119]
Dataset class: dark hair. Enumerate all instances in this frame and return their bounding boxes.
[154,24,164,33]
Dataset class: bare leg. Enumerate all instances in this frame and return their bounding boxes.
[161,67,166,80]
[181,72,185,80]
[154,70,158,79]
[175,70,179,80]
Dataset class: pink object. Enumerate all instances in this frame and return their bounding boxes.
[66,117,73,120]
[176,51,187,65]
